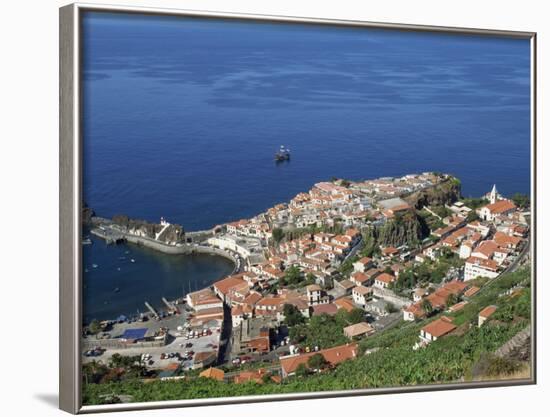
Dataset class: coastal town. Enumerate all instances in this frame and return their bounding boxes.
[82,172,531,403]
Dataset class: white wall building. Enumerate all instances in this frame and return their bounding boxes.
[464,256,499,281]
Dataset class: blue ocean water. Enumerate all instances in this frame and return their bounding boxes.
[82,234,234,323]
[81,12,531,321]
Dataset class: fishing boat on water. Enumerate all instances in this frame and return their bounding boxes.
[275,145,291,161]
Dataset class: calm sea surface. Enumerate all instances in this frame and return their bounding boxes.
[81,13,531,321]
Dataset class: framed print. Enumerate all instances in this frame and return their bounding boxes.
[59,3,536,413]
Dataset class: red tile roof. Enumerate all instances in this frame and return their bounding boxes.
[376,273,395,284]
[357,257,372,265]
[213,276,245,295]
[280,343,358,375]
[353,286,373,296]
[334,297,355,312]
[343,322,374,338]
[382,247,399,256]
[351,272,370,284]
[199,367,225,381]
[421,317,457,338]
[485,200,516,214]
[466,256,499,271]
[494,231,522,248]
[479,305,497,318]
[464,286,480,297]
[312,303,339,316]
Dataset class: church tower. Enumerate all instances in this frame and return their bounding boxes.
[490,184,498,204]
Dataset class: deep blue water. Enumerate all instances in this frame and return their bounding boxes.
[81,12,531,321]
[82,234,234,322]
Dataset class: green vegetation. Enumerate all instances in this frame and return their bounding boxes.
[421,298,434,316]
[377,211,428,248]
[82,268,531,406]
[446,293,459,308]
[83,354,149,385]
[88,319,102,335]
[430,205,452,219]
[295,363,309,378]
[407,176,461,210]
[337,256,356,276]
[470,354,522,379]
[466,210,479,222]
[279,266,316,288]
[307,353,328,370]
[282,265,301,286]
[492,288,531,322]
[347,308,366,324]
[511,193,530,209]
[289,308,367,350]
[289,312,349,350]
[272,227,284,244]
[359,228,380,258]
[461,197,489,210]
[283,304,306,327]
[418,209,445,231]
[392,253,464,294]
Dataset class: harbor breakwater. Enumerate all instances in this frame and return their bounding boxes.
[90,219,241,274]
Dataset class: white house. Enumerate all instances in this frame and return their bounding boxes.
[478,200,516,221]
[464,256,499,281]
[350,271,370,287]
[373,273,395,289]
[353,257,373,273]
[306,284,328,306]
[478,305,497,327]
[352,286,373,306]
[418,317,457,345]
[186,288,224,311]
[459,241,474,259]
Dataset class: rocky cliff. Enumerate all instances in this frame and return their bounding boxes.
[376,211,429,248]
[405,176,462,210]
[111,215,185,245]
[82,203,95,225]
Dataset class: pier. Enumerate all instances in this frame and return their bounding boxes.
[162,297,179,314]
[91,227,125,245]
[90,220,241,273]
[144,301,159,319]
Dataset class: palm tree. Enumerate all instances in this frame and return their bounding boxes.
[446,293,459,308]
[422,298,433,316]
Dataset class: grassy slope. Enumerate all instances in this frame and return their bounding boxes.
[83,268,531,405]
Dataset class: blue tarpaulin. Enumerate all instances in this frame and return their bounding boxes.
[121,328,148,340]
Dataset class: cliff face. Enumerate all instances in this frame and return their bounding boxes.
[82,203,95,225]
[112,215,185,245]
[376,211,428,248]
[405,177,461,210]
